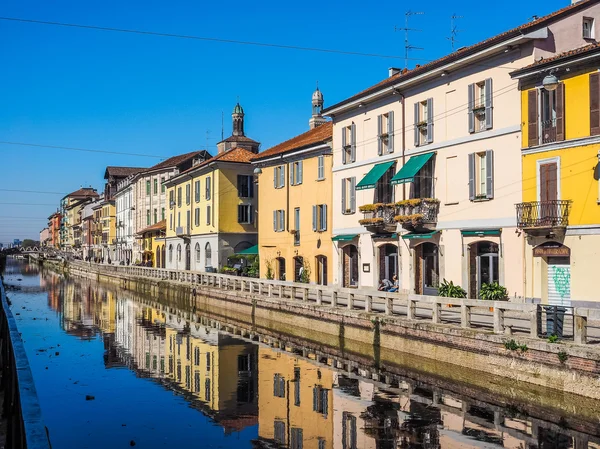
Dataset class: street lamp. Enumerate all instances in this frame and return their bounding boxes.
[543,69,559,91]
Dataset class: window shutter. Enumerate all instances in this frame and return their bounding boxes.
[274,167,277,189]
[249,206,254,224]
[280,165,285,188]
[299,161,303,184]
[249,177,254,198]
[237,205,242,223]
[388,111,394,153]
[322,390,328,417]
[351,123,356,162]
[273,211,277,232]
[555,83,565,141]
[350,177,356,213]
[468,153,475,201]
[377,115,383,155]
[312,206,317,231]
[322,204,327,231]
[342,129,347,164]
[280,377,286,397]
[273,375,278,397]
[426,98,434,143]
[485,150,494,199]
[485,78,493,130]
[280,210,285,232]
[290,163,295,186]
[313,387,319,411]
[468,83,475,133]
[341,179,347,213]
[527,90,539,147]
[590,73,600,135]
[414,102,420,147]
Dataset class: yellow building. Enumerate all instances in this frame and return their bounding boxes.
[137,219,166,267]
[100,200,117,263]
[163,103,259,272]
[511,44,600,306]
[257,346,334,449]
[59,187,99,252]
[252,96,333,284]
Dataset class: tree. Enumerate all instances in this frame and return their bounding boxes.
[21,239,40,248]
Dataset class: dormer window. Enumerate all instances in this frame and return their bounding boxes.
[583,17,595,39]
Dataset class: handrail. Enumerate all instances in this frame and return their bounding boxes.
[0,281,52,449]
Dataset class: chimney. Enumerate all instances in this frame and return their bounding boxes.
[388,67,402,77]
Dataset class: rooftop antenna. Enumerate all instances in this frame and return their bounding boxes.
[221,111,224,141]
[447,13,463,52]
[395,11,424,69]
[206,130,211,151]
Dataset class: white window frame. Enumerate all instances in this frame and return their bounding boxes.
[583,17,595,39]
[238,204,253,224]
[317,155,325,180]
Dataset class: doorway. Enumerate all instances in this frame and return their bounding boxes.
[185,243,191,271]
[415,243,439,295]
[316,255,328,286]
[276,257,286,281]
[294,256,304,282]
[342,245,359,288]
[469,241,499,299]
[378,244,398,283]
[547,256,571,307]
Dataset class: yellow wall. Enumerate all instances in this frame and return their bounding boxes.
[218,168,257,234]
[257,154,333,284]
[166,179,193,238]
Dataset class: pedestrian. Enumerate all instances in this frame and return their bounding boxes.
[378,278,393,291]
[388,275,399,293]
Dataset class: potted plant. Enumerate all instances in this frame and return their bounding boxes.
[438,279,466,307]
[479,282,508,311]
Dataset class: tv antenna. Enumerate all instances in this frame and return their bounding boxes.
[395,11,424,69]
[447,13,463,52]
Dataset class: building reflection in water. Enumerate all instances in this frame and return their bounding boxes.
[48,277,600,449]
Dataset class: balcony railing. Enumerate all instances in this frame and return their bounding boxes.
[359,203,397,232]
[176,226,190,237]
[359,199,439,233]
[516,200,571,230]
[541,119,557,144]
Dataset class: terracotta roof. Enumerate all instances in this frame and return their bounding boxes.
[218,135,259,144]
[138,220,166,235]
[322,0,598,112]
[177,147,256,177]
[511,42,600,74]
[148,151,210,171]
[104,166,146,179]
[251,122,333,161]
[64,187,99,199]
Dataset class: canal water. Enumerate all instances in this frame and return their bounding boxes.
[2,257,600,449]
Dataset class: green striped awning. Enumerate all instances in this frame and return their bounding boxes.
[356,161,395,190]
[401,230,439,240]
[391,153,435,185]
[236,244,258,255]
[332,234,358,242]
[460,229,501,237]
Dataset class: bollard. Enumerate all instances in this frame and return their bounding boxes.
[365,295,372,313]
[493,306,505,334]
[432,302,441,324]
[407,299,416,320]
[347,293,354,310]
[316,289,323,305]
[574,314,588,344]
[385,297,393,315]
[460,303,471,328]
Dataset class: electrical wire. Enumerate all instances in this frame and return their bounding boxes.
[0,188,66,195]
[0,141,166,159]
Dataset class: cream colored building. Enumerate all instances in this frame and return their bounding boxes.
[323,0,600,297]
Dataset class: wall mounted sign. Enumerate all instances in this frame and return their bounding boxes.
[362,263,370,273]
[533,242,571,257]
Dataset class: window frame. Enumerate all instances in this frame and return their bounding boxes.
[317,155,325,180]
[238,204,253,224]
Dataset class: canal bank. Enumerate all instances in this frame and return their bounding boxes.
[45,260,600,401]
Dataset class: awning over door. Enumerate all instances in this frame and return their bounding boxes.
[236,244,258,255]
[391,152,435,185]
[332,234,358,242]
[356,161,395,190]
[401,230,439,240]
[460,229,501,237]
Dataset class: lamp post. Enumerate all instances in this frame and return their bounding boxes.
[542,69,559,91]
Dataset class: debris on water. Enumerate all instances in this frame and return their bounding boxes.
[74,381,79,385]
[130,440,136,446]
[15,313,20,316]
[122,424,126,427]
[55,352,60,356]
[85,395,95,401]
[45,367,48,370]
[17,278,22,281]
[37,349,47,352]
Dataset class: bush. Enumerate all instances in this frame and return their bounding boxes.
[437,279,467,298]
[479,282,508,301]
[265,259,274,280]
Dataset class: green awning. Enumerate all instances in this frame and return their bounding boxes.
[391,153,435,185]
[237,244,258,255]
[332,234,358,242]
[461,229,501,237]
[356,161,395,190]
[401,230,439,240]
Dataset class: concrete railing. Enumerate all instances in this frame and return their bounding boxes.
[69,261,597,344]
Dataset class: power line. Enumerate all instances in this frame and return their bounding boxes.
[0,202,56,206]
[0,188,66,195]
[0,141,166,158]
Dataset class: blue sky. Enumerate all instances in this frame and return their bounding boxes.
[0,0,570,243]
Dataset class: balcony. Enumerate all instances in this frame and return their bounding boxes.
[394,198,440,232]
[541,119,557,144]
[358,203,398,233]
[176,226,190,237]
[516,200,572,236]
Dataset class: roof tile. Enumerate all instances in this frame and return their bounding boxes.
[251,122,332,161]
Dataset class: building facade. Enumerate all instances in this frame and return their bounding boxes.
[322,0,600,297]
[512,43,600,306]
[252,89,333,284]
[59,187,99,253]
[47,212,61,248]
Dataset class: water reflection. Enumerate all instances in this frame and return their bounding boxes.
[16,264,600,448]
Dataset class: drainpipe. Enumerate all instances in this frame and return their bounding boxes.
[286,159,290,232]
[400,93,406,201]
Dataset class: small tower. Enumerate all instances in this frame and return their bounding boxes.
[232,102,244,137]
[309,85,327,130]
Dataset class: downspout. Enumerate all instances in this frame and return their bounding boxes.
[401,93,406,201]
[286,159,290,232]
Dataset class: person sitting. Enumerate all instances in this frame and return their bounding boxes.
[378,278,393,291]
[388,275,399,293]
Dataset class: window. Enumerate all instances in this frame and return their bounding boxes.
[468,79,493,133]
[342,413,357,449]
[290,161,303,185]
[342,124,356,164]
[195,208,200,226]
[186,210,191,230]
[153,208,157,224]
[583,17,595,39]
[206,205,211,225]
[185,184,191,205]
[161,177,166,193]
[194,347,200,366]
[169,214,173,230]
[527,87,564,146]
[205,243,212,267]
[161,207,165,221]
[317,155,325,180]
[206,352,211,370]
[205,379,211,402]
[146,180,151,195]
[195,243,201,262]
[273,374,286,398]
[177,244,181,262]
[318,439,326,449]
[194,372,200,393]
[195,181,201,202]
[205,177,211,200]
[412,157,435,199]
[168,245,173,262]
[377,111,394,155]
[293,368,300,406]
[274,165,285,189]
[468,151,494,200]
[237,175,254,197]
[294,208,300,245]
[291,428,303,449]
[177,187,182,207]
[274,421,285,445]
[238,204,253,224]
[273,210,285,232]
[341,177,356,214]
[313,204,327,231]
[153,179,158,195]
[313,386,329,417]
[146,209,151,226]
[169,190,175,209]
[375,164,395,204]
[414,98,433,146]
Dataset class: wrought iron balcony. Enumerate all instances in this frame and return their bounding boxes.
[176,226,190,237]
[516,200,571,234]
[359,204,397,233]
[394,198,440,231]
[541,119,557,144]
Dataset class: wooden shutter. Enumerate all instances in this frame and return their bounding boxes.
[273,167,277,188]
[468,83,475,133]
[426,98,434,143]
[388,111,394,153]
[322,389,328,417]
[280,165,285,188]
[237,205,242,223]
[312,387,319,411]
[280,210,285,231]
[485,78,493,130]
[468,153,475,201]
[341,179,346,213]
[540,163,558,203]
[312,205,317,231]
[322,204,327,231]
[350,123,356,162]
[273,211,277,232]
[249,177,254,198]
[555,83,565,141]
[414,102,420,147]
[299,161,303,184]
[527,90,539,147]
[485,150,494,199]
[290,163,295,186]
[591,73,600,136]
[341,128,347,164]
[377,115,383,155]
[350,177,356,213]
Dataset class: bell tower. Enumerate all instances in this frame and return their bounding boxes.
[232,102,244,137]
[309,84,327,129]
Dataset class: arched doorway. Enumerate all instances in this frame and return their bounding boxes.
[293,256,304,282]
[378,244,398,283]
[316,255,327,286]
[415,242,439,295]
[342,245,359,288]
[205,243,212,270]
[185,243,191,271]
[169,245,173,264]
[234,241,253,253]
[468,241,499,299]
[276,257,286,281]
[161,245,166,268]
[177,244,182,268]
[195,243,201,264]
[156,246,161,269]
